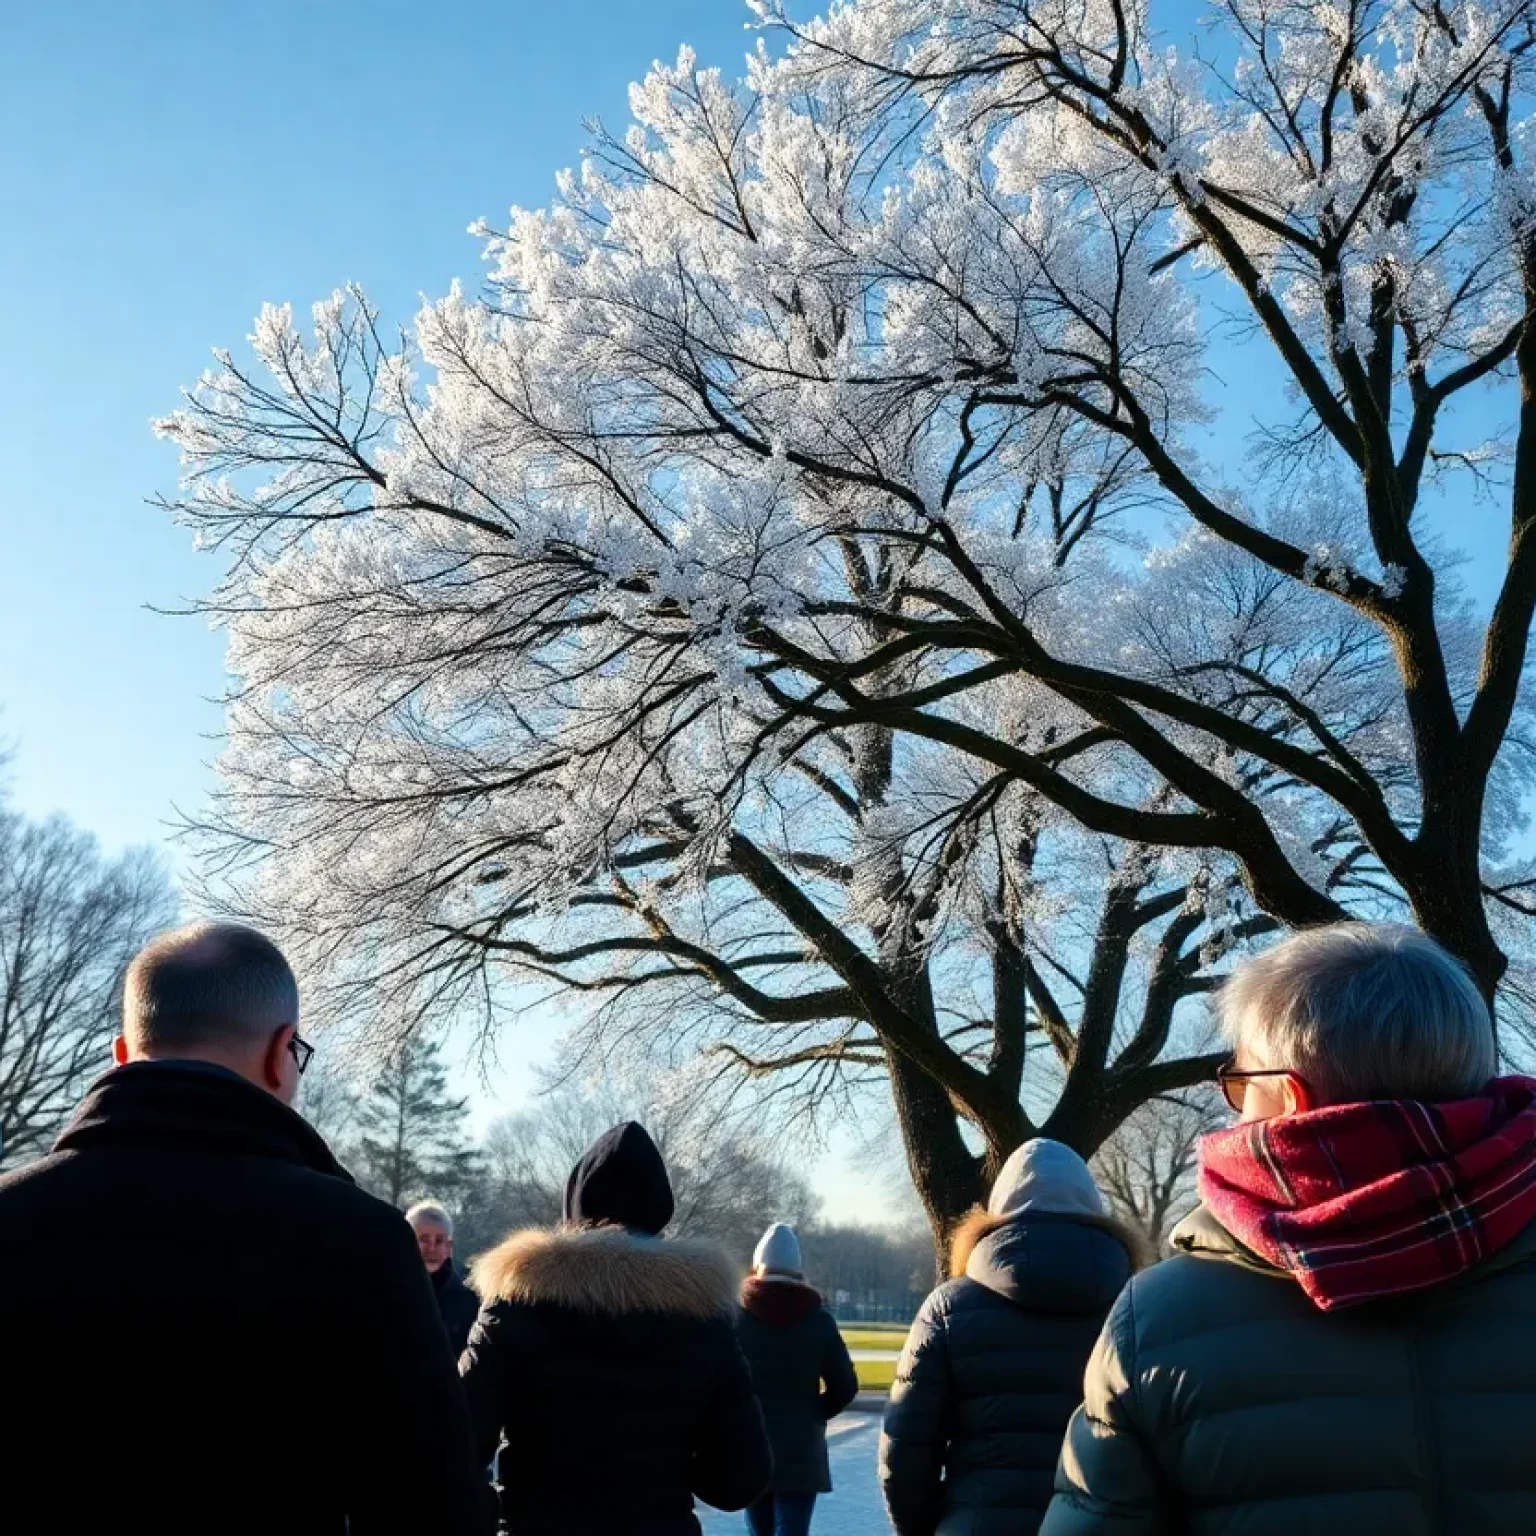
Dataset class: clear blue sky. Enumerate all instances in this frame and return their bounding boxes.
[1,0,760,853]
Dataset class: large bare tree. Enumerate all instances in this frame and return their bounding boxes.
[158,0,1536,1250]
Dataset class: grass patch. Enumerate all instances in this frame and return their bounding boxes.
[855,1356,898,1392]
[840,1326,911,1353]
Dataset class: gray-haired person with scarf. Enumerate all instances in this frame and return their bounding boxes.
[1044,922,1536,1536]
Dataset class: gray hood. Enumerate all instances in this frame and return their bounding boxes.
[955,1208,1136,1315]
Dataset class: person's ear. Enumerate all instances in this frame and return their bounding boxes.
[112,1035,130,1067]
[1284,1073,1314,1115]
[263,1024,295,1093]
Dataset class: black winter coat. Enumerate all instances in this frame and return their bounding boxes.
[461,1225,772,1535]
[880,1210,1134,1536]
[0,1061,489,1536]
[434,1259,481,1359]
[736,1278,859,1492]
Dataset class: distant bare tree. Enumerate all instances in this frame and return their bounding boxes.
[801,1221,931,1318]
[0,807,175,1167]
[458,1075,817,1262]
[294,1056,362,1151]
[1094,1091,1225,1256]
[455,1111,561,1250]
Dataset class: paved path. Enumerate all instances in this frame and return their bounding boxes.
[697,1413,888,1535]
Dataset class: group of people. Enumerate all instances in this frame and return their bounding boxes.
[4,917,1536,1535]
[878,920,1536,1536]
[0,919,850,1536]
[411,1151,855,1536]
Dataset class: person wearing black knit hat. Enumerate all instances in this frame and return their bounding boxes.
[561,1119,676,1233]
[460,1121,771,1535]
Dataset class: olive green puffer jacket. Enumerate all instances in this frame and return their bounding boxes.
[1042,1205,1536,1536]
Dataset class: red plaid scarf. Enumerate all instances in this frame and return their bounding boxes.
[1198,1075,1536,1311]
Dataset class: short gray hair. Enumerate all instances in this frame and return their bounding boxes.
[1220,922,1494,1105]
[405,1202,454,1238]
[123,922,299,1053]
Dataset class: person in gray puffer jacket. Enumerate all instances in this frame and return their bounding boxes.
[880,1140,1138,1536]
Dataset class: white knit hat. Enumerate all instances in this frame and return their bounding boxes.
[753,1221,804,1277]
[987,1138,1106,1222]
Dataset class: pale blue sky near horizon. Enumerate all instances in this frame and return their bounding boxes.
[0,0,1517,1225]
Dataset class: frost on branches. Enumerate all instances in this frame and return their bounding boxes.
[159,1,1536,1240]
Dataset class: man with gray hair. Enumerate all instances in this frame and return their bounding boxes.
[407,1200,480,1358]
[1044,921,1536,1536]
[0,921,490,1536]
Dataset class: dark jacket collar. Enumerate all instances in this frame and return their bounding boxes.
[54,1061,352,1183]
[1171,1203,1276,1272]
[1172,1202,1536,1293]
[431,1259,465,1294]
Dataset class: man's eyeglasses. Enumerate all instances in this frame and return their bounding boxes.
[1215,1061,1307,1113]
[287,1032,315,1076]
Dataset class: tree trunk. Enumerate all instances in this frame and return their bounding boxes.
[1042,1093,1116,1164]
[1409,819,1507,1010]
[884,1045,987,1280]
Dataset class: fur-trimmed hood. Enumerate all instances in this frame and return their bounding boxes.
[470,1225,739,1319]
[948,1207,1143,1315]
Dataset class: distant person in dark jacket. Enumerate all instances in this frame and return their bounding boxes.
[0,921,489,1536]
[735,1221,859,1536]
[460,1120,772,1535]
[409,1200,480,1358]
[881,1139,1136,1536]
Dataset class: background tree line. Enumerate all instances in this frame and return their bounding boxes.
[302,1038,933,1312]
[304,1027,1215,1301]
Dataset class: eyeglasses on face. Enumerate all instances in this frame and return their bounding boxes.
[1214,1060,1308,1113]
[287,1032,315,1075]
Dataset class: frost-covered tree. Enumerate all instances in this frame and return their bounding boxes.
[159,0,1536,1245]
[757,0,1536,985]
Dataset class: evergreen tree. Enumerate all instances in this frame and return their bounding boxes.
[353,1036,478,1209]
